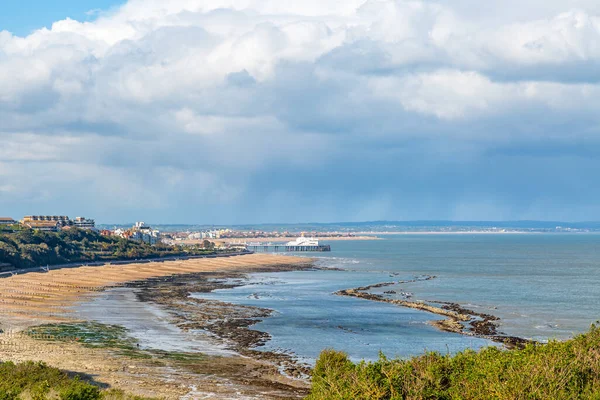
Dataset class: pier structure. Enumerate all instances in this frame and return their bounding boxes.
[245,244,331,252]
[244,237,331,252]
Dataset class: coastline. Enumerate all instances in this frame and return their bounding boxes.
[0,248,557,398]
[0,254,314,399]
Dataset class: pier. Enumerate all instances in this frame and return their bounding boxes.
[245,244,331,252]
[245,237,331,252]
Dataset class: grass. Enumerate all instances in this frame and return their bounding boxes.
[308,324,600,400]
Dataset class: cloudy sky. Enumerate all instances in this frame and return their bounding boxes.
[1,0,600,224]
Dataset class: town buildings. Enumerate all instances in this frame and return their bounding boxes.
[24,221,62,232]
[22,215,70,225]
[0,217,16,225]
[132,222,161,245]
[114,222,162,245]
[186,229,229,240]
[5,214,164,247]
[73,217,96,229]
[20,216,96,231]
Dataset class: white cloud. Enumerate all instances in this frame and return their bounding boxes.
[1,0,600,221]
[368,71,506,119]
[471,10,600,68]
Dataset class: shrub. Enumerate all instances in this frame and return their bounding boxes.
[0,361,99,400]
[0,361,154,400]
[60,380,101,400]
[308,325,600,400]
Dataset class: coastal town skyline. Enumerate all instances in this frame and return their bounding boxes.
[4,213,600,233]
[2,1,600,222]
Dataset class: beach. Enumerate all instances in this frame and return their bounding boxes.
[0,254,314,399]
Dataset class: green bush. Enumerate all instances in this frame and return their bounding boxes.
[308,325,600,400]
[0,361,153,400]
[0,361,99,399]
[60,380,101,400]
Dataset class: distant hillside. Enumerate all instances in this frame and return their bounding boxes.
[0,227,212,271]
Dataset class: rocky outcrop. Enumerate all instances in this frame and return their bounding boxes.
[336,278,534,349]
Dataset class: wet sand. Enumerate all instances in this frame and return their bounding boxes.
[0,254,313,399]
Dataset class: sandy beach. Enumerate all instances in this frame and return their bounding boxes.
[0,254,313,399]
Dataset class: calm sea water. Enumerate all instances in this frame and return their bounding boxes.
[196,234,600,363]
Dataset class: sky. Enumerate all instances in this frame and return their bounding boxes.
[0,1,124,36]
[1,1,600,224]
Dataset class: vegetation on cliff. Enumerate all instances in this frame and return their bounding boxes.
[0,361,150,399]
[0,227,214,270]
[308,325,600,400]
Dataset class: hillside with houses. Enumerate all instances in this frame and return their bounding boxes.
[0,216,216,271]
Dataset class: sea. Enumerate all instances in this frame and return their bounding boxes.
[194,234,600,363]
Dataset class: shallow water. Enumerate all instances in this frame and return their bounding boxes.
[74,287,234,356]
[194,270,492,363]
[195,234,600,363]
